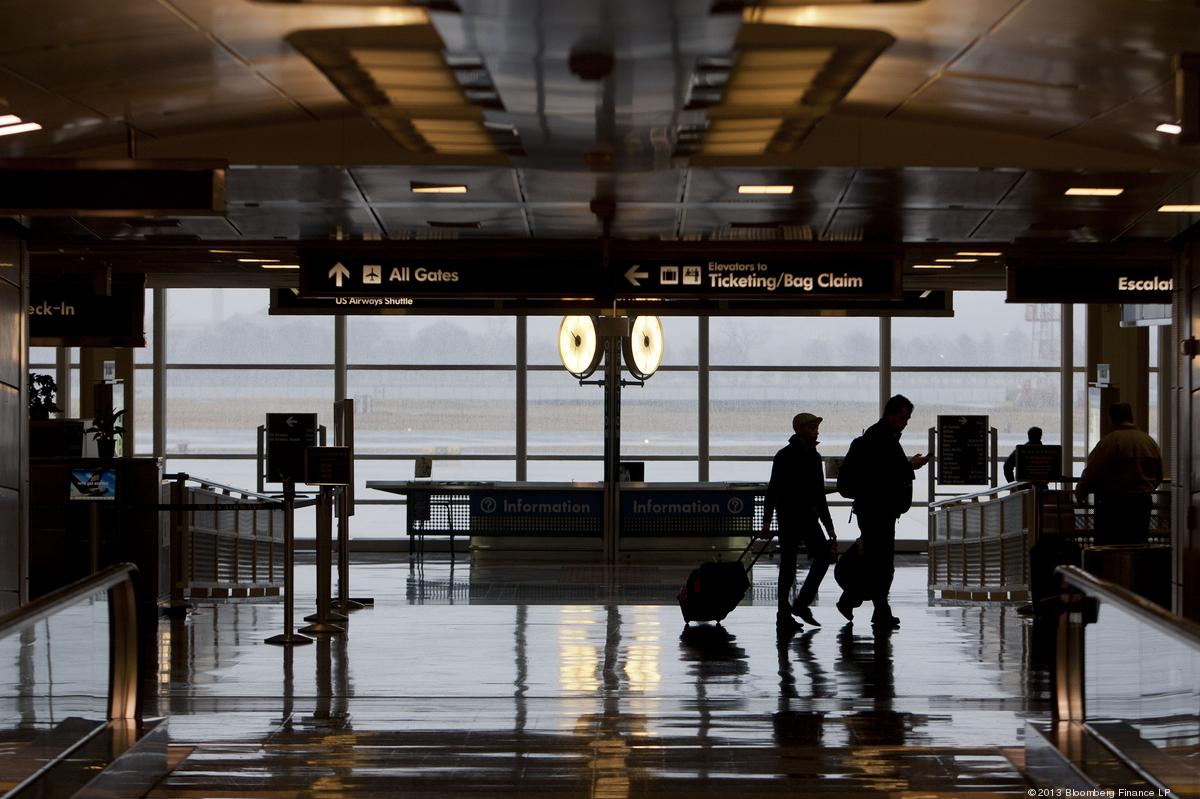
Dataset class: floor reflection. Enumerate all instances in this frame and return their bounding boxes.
[144,559,1044,797]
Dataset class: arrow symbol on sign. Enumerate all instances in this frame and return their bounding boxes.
[328,262,350,287]
[625,264,649,287]
[286,416,297,427]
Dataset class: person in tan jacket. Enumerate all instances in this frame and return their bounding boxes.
[1074,402,1163,545]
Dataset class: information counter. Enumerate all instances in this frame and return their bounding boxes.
[366,480,774,560]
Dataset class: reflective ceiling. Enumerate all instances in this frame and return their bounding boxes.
[3,0,1200,254]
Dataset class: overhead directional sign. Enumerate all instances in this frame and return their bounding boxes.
[271,287,952,316]
[610,243,901,300]
[1007,257,1173,303]
[298,242,604,299]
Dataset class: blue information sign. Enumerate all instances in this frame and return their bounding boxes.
[469,490,603,537]
[620,490,756,537]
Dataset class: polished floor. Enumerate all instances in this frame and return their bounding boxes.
[144,554,1052,797]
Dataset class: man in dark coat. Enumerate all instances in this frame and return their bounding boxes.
[1074,403,1163,545]
[838,395,928,628]
[761,412,837,634]
[1003,426,1043,483]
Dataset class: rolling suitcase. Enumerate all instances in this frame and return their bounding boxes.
[677,538,768,623]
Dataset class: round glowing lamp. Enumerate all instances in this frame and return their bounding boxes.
[558,315,601,378]
[624,315,664,379]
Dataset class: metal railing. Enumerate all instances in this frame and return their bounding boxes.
[1044,565,1200,796]
[928,482,1171,601]
[165,473,314,602]
[928,481,1041,601]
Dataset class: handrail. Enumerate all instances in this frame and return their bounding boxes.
[1056,565,1200,651]
[928,480,1039,510]
[0,563,141,721]
[165,472,319,508]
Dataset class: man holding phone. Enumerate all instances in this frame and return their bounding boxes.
[837,394,928,628]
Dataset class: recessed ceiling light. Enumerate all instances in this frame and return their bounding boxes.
[956,251,1002,257]
[1065,187,1124,196]
[209,249,250,254]
[237,258,280,263]
[0,115,20,126]
[737,184,794,195]
[0,121,41,137]
[261,264,300,270]
[919,290,932,299]
[913,264,953,269]
[410,182,468,194]
[935,258,977,263]
[1156,123,1182,135]
[1159,204,1200,213]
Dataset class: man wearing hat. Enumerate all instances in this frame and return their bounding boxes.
[761,411,837,633]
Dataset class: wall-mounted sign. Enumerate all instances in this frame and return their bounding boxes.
[1007,258,1173,303]
[29,273,146,347]
[266,413,318,484]
[937,415,989,485]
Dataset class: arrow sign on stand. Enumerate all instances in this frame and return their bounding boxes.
[328,263,350,287]
[625,264,648,287]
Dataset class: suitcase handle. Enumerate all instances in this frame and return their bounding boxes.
[737,537,770,572]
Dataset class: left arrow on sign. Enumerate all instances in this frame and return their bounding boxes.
[328,262,351,287]
[625,264,649,287]
[286,416,297,427]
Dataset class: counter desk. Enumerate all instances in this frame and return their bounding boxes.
[366,480,793,560]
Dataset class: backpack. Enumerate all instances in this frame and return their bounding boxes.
[837,435,865,499]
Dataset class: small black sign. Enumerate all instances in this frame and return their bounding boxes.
[1015,444,1063,482]
[305,446,352,486]
[937,415,990,485]
[1007,258,1173,303]
[266,413,318,483]
[29,273,146,347]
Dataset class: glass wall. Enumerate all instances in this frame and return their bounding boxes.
[31,289,1171,542]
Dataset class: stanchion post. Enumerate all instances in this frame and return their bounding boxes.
[333,399,364,614]
[301,486,345,634]
[266,479,313,646]
[167,473,192,614]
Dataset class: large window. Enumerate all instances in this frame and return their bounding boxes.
[37,288,1172,543]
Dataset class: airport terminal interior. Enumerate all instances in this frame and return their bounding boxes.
[1,0,1199,796]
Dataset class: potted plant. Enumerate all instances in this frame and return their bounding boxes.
[85,409,125,459]
[28,373,61,420]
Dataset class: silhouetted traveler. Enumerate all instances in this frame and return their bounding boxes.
[761,412,837,634]
[1003,426,1043,483]
[1074,402,1162,545]
[835,395,928,628]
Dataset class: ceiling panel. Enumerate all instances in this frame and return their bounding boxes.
[844,168,1023,209]
[374,205,529,238]
[680,205,835,238]
[224,206,383,239]
[999,170,1187,211]
[227,167,363,205]
[352,166,519,203]
[610,207,681,239]
[972,208,1142,243]
[518,170,685,204]
[0,1,186,56]
[686,168,853,205]
[526,207,603,238]
[828,207,987,242]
